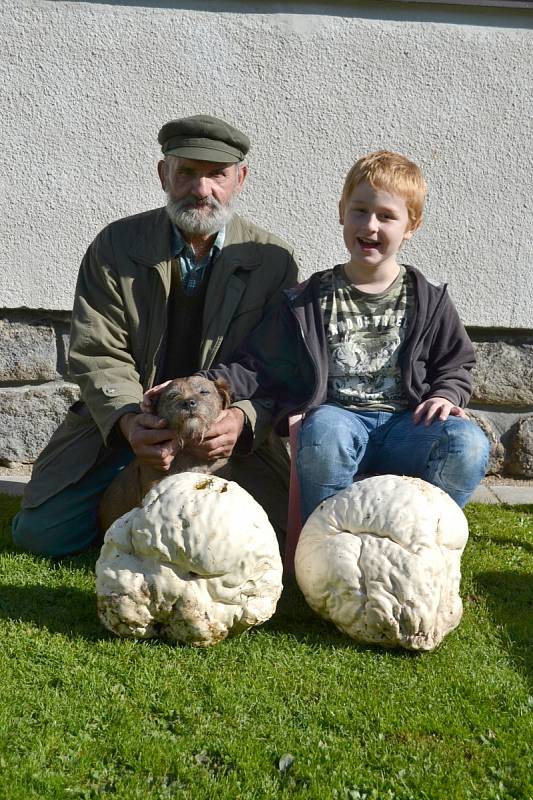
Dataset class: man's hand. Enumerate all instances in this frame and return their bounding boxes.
[413,397,468,426]
[187,407,245,461]
[119,412,179,470]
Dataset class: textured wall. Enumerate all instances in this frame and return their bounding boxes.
[1,0,532,326]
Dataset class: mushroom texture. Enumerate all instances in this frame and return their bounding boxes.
[294,475,469,651]
[95,473,283,646]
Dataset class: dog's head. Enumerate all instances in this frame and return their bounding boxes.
[155,376,232,446]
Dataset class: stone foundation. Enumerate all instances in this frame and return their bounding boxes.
[467,328,533,478]
[1,310,532,477]
[0,310,77,467]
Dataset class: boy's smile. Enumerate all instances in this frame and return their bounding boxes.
[340,181,417,281]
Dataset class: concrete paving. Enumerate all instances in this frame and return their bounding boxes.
[1,473,533,505]
[484,484,533,505]
[467,483,533,505]
[0,475,30,496]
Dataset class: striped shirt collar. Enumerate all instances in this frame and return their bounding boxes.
[170,224,226,294]
[171,224,225,261]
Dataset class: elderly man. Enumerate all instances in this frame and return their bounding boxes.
[12,114,298,556]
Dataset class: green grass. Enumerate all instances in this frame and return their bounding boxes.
[1,495,532,800]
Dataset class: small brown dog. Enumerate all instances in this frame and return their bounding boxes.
[99,375,232,532]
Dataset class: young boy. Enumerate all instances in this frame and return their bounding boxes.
[289,150,489,519]
[148,151,489,522]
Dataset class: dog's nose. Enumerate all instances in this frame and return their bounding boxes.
[181,399,197,411]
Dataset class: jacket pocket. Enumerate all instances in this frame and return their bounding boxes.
[63,400,94,429]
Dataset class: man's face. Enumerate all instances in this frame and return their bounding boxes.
[159,156,247,237]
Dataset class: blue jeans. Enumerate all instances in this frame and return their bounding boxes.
[296,405,490,522]
[11,446,134,558]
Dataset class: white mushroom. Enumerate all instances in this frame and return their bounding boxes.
[95,473,283,646]
[294,475,469,651]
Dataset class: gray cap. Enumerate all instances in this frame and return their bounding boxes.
[158,114,250,163]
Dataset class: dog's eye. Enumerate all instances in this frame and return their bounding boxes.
[199,389,210,395]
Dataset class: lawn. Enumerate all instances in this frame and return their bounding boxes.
[0,495,531,800]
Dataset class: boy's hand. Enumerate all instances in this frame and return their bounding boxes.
[413,397,468,426]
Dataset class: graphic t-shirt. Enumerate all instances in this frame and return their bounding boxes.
[319,264,414,411]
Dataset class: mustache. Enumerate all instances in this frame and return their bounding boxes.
[171,195,221,212]
[165,192,234,236]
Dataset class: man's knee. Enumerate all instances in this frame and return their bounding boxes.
[13,508,49,556]
[11,444,134,558]
[12,504,99,559]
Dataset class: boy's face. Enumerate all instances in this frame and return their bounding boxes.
[339,181,418,274]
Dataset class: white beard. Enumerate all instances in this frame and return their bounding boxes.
[165,194,234,237]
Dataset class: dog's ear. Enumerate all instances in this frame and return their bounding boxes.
[214,378,232,409]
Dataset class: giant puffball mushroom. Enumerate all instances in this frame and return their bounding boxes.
[96,473,283,646]
[294,475,469,651]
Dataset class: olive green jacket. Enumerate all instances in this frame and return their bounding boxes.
[24,208,298,508]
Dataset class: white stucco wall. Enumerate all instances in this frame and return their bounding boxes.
[1,0,532,326]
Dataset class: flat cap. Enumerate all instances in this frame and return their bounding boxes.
[158,114,250,163]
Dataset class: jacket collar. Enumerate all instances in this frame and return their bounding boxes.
[211,214,262,271]
[126,207,174,265]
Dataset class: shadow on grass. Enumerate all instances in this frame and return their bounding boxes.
[0,577,420,657]
[264,576,420,658]
[0,583,106,639]
[2,539,100,573]
[475,570,533,689]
